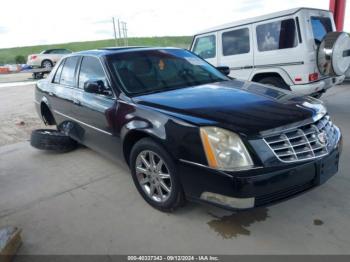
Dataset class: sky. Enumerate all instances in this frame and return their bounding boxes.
[0,0,349,48]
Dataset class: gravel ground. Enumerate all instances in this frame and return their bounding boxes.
[0,83,46,146]
[0,73,33,83]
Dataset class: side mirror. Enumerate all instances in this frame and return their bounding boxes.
[216,66,230,76]
[84,80,111,95]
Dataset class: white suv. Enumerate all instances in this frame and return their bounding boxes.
[190,7,350,97]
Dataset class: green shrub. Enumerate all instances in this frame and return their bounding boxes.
[15,55,26,64]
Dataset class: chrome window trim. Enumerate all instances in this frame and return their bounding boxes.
[50,54,116,99]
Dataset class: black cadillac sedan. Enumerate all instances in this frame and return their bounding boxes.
[34,47,342,211]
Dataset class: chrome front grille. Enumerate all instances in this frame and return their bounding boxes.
[264,115,337,163]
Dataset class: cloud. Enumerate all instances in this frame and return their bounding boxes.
[233,0,265,12]
[95,29,113,35]
[38,39,49,45]
[0,0,347,48]
[93,19,113,25]
[0,26,8,33]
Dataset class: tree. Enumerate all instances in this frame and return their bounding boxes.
[15,55,25,64]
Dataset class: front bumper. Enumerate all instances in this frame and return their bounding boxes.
[178,136,342,211]
[290,75,345,95]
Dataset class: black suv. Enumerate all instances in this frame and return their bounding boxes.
[34,47,342,211]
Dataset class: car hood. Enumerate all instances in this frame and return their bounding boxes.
[133,80,326,136]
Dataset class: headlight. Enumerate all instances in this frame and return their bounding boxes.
[200,127,253,170]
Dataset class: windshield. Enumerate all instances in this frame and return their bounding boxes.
[108,49,229,95]
[311,16,333,45]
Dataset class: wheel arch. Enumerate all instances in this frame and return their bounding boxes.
[250,69,293,86]
[40,98,56,125]
[41,59,53,67]
[122,129,166,166]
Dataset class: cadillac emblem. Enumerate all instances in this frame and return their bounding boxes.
[317,132,328,145]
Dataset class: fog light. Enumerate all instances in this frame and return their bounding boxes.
[200,192,255,209]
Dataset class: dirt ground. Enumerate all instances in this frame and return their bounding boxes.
[0,73,33,83]
[0,83,45,146]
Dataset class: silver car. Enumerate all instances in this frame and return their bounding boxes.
[27,48,72,68]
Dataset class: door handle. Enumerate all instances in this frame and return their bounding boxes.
[73,99,81,106]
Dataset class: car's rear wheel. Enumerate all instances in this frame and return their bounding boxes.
[30,129,77,152]
[41,60,53,69]
[258,77,290,90]
[130,138,185,212]
[33,72,43,79]
[310,91,323,99]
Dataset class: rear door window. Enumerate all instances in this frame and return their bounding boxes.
[311,17,333,45]
[52,49,72,54]
[256,18,297,51]
[53,60,65,83]
[222,28,250,56]
[62,49,72,54]
[192,35,216,59]
[59,56,79,86]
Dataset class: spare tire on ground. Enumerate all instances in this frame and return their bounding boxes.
[0,226,22,258]
[30,129,77,152]
[317,32,350,76]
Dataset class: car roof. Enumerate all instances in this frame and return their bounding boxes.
[72,46,183,57]
[44,48,69,51]
[196,7,331,35]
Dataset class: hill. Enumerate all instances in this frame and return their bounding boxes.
[0,36,193,64]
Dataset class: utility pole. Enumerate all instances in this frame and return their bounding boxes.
[118,19,122,46]
[121,22,128,46]
[112,17,118,46]
[111,17,128,46]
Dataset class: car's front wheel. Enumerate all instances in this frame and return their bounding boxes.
[129,138,185,212]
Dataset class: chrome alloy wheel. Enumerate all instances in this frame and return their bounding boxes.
[135,150,172,202]
[43,61,52,68]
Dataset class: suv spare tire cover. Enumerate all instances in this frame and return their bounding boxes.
[317,32,350,76]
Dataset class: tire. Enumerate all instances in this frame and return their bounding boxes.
[129,138,186,212]
[311,91,323,99]
[33,72,43,79]
[317,32,350,76]
[30,129,77,152]
[41,60,53,69]
[258,77,290,90]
